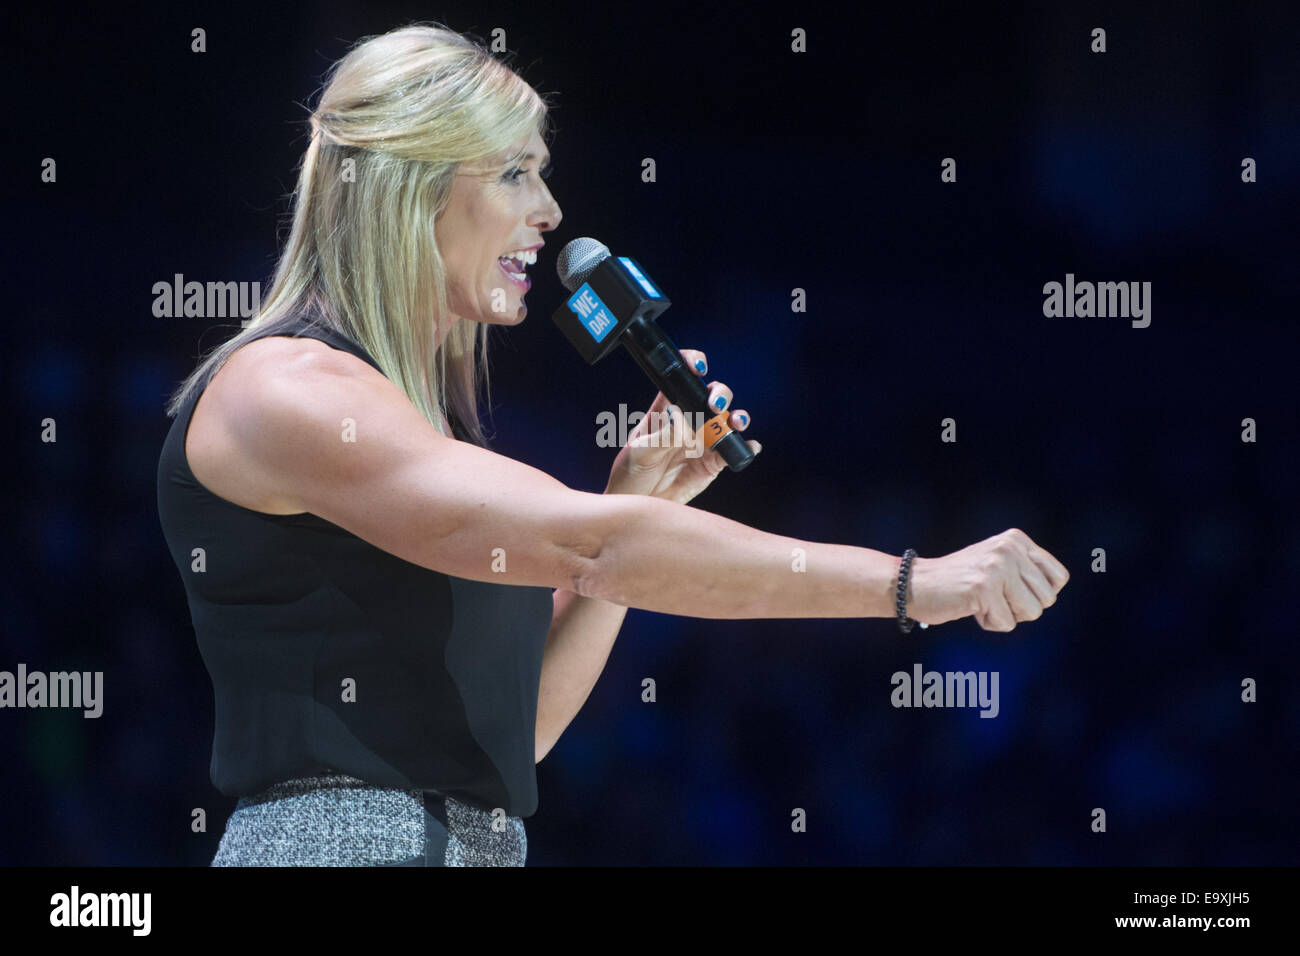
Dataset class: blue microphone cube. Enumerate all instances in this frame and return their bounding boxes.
[551,256,671,364]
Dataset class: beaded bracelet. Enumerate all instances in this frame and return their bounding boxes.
[896,548,928,633]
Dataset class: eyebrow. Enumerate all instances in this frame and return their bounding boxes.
[510,151,553,170]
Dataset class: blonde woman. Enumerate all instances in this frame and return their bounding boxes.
[157,23,1069,867]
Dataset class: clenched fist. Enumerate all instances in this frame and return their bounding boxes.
[907,529,1069,632]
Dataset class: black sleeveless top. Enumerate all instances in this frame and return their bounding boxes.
[156,313,555,817]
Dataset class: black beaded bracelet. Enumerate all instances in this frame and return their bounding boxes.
[896,548,928,633]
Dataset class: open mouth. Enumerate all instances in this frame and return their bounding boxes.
[498,249,536,291]
[498,257,531,290]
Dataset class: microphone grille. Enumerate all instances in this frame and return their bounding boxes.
[556,238,611,291]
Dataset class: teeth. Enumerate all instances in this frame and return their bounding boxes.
[500,248,538,266]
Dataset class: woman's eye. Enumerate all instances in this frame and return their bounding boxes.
[504,165,552,184]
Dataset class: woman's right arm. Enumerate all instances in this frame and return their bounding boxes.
[207,338,1068,630]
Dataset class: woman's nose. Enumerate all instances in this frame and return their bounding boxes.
[536,188,561,230]
[540,201,561,231]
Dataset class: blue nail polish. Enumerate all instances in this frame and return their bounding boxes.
[714,395,726,409]
[739,413,748,425]
[695,359,706,373]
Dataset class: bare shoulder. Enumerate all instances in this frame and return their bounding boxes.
[183,331,605,590]
[223,334,384,387]
[187,335,406,514]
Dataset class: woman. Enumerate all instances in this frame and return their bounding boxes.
[157,23,1068,867]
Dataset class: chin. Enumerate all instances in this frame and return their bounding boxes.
[472,312,522,328]
[493,301,527,324]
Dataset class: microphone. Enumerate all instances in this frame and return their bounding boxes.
[551,238,757,472]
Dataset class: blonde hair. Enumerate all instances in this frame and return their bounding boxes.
[165,23,555,446]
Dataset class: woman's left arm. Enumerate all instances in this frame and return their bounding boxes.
[533,348,759,762]
[535,585,628,762]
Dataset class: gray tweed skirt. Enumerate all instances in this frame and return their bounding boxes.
[211,772,527,866]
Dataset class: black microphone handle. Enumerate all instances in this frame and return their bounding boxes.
[620,317,756,472]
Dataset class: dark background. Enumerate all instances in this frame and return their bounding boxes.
[4,0,1297,866]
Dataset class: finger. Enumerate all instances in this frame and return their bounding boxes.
[729,409,750,430]
[1015,530,1069,591]
[643,389,671,419]
[1002,572,1044,624]
[627,393,667,443]
[981,580,1018,632]
[707,382,734,415]
[1027,549,1069,593]
[1018,558,1056,610]
[677,348,708,377]
[663,403,682,441]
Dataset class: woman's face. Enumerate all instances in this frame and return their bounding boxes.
[435,128,561,337]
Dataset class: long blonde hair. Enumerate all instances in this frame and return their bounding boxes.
[166,23,555,446]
